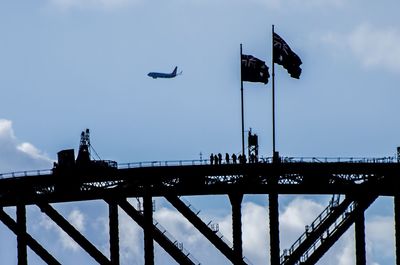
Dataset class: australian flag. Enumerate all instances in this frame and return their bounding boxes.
[241,54,270,84]
[273,32,302,79]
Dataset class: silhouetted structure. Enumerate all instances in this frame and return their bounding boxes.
[0,130,399,265]
[397,146,400,162]
[248,129,259,163]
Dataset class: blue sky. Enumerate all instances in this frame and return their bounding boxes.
[0,0,400,264]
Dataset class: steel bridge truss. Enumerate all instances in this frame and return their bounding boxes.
[0,160,399,264]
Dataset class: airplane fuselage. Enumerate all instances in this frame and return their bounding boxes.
[147,72,176,79]
[148,66,179,79]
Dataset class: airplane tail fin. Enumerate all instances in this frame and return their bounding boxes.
[172,66,178,75]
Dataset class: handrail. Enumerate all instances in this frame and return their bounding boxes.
[153,220,201,265]
[178,197,235,249]
[178,196,254,264]
[0,155,397,179]
[0,169,53,179]
[118,156,397,169]
[280,195,340,263]
[281,156,397,163]
[299,201,357,264]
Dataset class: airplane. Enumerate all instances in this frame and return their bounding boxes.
[148,66,182,79]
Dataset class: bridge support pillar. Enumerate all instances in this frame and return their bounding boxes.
[229,193,243,264]
[270,152,280,265]
[355,209,366,265]
[109,202,120,265]
[144,192,154,265]
[395,195,400,265]
[17,204,27,265]
[269,192,280,265]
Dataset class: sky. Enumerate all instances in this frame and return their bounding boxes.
[0,0,400,264]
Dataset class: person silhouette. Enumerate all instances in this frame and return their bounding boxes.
[210,153,214,165]
[232,153,237,164]
[225,153,230,164]
[218,153,222,165]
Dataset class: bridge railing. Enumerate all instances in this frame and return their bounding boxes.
[281,156,397,163]
[119,159,210,169]
[118,156,397,169]
[0,169,53,179]
[299,200,358,264]
[0,156,397,179]
[280,195,341,264]
[153,220,201,265]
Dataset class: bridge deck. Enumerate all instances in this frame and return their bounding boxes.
[0,157,399,206]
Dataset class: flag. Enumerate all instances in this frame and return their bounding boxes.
[241,54,270,84]
[273,32,302,79]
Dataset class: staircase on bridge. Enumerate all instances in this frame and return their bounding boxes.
[117,198,201,265]
[280,194,378,265]
[166,195,253,265]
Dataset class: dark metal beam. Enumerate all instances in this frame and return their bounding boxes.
[165,195,246,264]
[38,203,111,265]
[17,204,27,265]
[269,192,280,265]
[355,209,366,265]
[0,208,61,265]
[395,195,400,265]
[229,193,244,265]
[108,201,120,265]
[270,153,281,265]
[1,162,400,206]
[143,193,154,265]
[117,198,196,265]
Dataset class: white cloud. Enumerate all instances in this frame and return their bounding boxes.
[45,0,344,11]
[335,232,355,265]
[31,197,394,265]
[17,142,52,162]
[58,209,86,251]
[119,205,144,264]
[280,197,325,230]
[242,202,269,263]
[322,24,400,73]
[366,216,395,260]
[39,208,86,251]
[154,207,201,245]
[289,0,344,8]
[47,0,140,10]
[0,119,53,172]
[68,209,86,232]
[215,202,269,264]
[330,215,395,265]
[348,24,400,72]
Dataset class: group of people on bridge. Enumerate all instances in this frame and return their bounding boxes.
[209,153,258,165]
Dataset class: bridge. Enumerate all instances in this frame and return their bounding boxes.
[1,129,399,265]
[1,152,400,264]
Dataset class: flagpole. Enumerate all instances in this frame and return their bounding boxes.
[272,25,276,155]
[270,24,280,265]
[240,44,245,156]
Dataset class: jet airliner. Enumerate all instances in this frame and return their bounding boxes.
[148,66,182,79]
